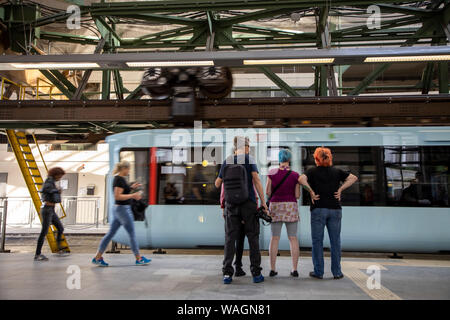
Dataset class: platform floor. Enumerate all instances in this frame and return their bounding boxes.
[1,253,449,300]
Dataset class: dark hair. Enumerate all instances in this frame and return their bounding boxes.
[48,167,65,178]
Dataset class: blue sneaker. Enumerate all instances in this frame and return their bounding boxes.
[223,275,232,284]
[253,274,264,283]
[136,256,151,265]
[92,257,109,267]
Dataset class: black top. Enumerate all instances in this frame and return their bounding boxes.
[40,176,61,203]
[305,166,350,210]
[113,175,132,205]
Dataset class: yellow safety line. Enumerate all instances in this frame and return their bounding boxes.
[341,261,402,300]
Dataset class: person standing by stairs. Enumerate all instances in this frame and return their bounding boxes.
[34,167,67,261]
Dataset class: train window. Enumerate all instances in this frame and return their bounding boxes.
[119,149,150,202]
[156,147,222,205]
[301,146,450,208]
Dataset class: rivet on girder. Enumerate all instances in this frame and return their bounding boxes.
[352,97,356,104]
[147,100,151,107]
[50,101,54,108]
[82,101,86,107]
[115,101,119,107]
[248,99,252,105]
[388,97,392,104]
[17,101,21,108]
[282,98,286,105]
[317,98,320,104]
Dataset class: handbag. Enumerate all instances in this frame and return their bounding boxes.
[266,170,292,208]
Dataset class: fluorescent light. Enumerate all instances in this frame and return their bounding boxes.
[127,61,214,67]
[10,62,100,69]
[243,58,334,65]
[364,55,450,63]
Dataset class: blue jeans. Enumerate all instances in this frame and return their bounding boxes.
[98,205,140,256]
[310,208,343,277]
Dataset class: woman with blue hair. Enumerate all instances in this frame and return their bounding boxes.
[265,149,302,277]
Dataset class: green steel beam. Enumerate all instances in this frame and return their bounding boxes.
[113,69,124,100]
[220,30,299,97]
[179,26,208,50]
[421,62,436,94]
[258,66,300,97]
[38,70,74,99]
[102,70,111,100]
[101,13,201,26]
[38,31,100,46]
[374,4,438,17]
[319,66,328,96]
[219,8,298,27]
[21,0,432,30]
[125,85,143,100]
[94,16,121,46]
[348,17,442,96]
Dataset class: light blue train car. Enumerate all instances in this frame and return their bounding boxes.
[106,127,450,253]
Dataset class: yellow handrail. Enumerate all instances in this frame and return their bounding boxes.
[0,76,59,100]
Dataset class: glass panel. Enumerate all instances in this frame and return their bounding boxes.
[156,147,222,205]
[119,149,149,201]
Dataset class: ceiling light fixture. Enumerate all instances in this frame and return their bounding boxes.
[364,55,450,63]
[243,58,335,65]
[126,61,214,67]
[10,62,100,69]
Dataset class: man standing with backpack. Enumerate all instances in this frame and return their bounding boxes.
[215,136,268,284]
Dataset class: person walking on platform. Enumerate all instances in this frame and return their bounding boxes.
[92,161,151,267]
[266,149,302,278]
[215,136,268,284]
[34,167,68,261]
[299,147,358,280]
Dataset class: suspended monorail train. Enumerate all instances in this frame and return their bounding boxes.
[106,127,450,253]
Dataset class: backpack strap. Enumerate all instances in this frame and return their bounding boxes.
[267,170,292,206]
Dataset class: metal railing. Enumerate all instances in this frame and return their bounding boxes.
[2,196,104,228]
[0,76,64,101]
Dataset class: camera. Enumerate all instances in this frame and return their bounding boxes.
[256,206,272,223]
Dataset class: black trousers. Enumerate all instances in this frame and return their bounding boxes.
[223,200,262,277]
[35,205,64,255]
[234,227,245,268]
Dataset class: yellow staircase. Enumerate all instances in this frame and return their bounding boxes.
[5,130,70,253]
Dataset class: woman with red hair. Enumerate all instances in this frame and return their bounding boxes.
[299,147,358,280]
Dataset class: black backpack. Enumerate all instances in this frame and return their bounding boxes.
[223,164,249,205]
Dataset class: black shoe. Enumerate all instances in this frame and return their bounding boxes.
[309,271,323,279]
[235,267,246,277]
[334,274,344,280]
[269,270,278,277]
[290,270,299,277]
